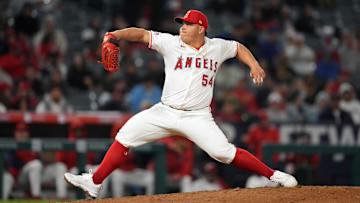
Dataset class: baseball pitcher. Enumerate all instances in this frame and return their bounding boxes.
[64,10,298,199]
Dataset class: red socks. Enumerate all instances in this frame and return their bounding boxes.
[92,143,273,184]
[231,148,274,179]
[92,140,129,184]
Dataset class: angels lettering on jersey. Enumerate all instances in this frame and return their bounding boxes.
[148,30,238,110]
[174,56,218,73]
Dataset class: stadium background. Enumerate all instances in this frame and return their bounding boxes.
[1,0,360,200]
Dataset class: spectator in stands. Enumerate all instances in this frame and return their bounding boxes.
[266,91,288,123]
[287,91,318,123]
[315,80,338,108]
[36,84,73,113]
[128,74,162,113]
[273,54,295,84]
[256,27,282,66]
[251,4,277,32]
[315,50,341,81]
[123,63,140,90]
[303,74,319,104]
[36,32,61,63]
[46,69,69,95]
[84,41,102,66]
[147,59,165,87]
[22,65,43,97]
[216,93,242,123]
[317,34,340,63]
[339,83,360,124]
[295,5,318,36]
[0,30,34,79]
[100,80,128,111]
[3,123,42,199]
[319,94,353,124]
[291,78,308,99]
[67,52,93,91]
[214,63,245,93]
[184,162,229,192]
[39,46,67,79]
[82,17,103,67]
[232,78,259,113]
[284,33,316,76]
[14,2,39,37]
[279,4,296,34]
[218,21,258,51]
[10,81,38,112]
[81,17,102,46]
[255,68,274,108]
[245,111,279,162]
[339,32,360,74]
[33,15,68,57]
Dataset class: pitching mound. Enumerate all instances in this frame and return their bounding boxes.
[70,186,360,203]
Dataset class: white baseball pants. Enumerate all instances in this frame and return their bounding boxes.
[116,103,236,164]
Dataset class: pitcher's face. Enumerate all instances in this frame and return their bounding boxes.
[180,21,202,44]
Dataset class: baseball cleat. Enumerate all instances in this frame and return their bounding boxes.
[270,170,298,187]
[64,170,102,199]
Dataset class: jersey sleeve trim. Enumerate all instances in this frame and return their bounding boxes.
[236,42,240,57]
[148,31,153,49]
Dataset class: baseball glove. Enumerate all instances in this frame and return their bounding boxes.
[99,32,120,72]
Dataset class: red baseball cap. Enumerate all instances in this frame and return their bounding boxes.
[175,10,208,30]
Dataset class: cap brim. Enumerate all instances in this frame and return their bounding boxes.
[175,17,184,24]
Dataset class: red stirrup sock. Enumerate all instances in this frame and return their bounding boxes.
[92,140,129,184]
[230,148,274,179]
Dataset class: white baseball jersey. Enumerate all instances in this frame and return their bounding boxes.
[116,31,239,165]
[148,31,239,110]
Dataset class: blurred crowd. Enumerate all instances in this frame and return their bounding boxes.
[1,0,360,199]
[0,0,359,122]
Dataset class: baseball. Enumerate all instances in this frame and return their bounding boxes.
[253,78,263,84]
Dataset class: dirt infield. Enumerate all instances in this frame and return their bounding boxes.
[70,186,360,203]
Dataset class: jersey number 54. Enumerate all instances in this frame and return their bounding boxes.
[202,74,213,87]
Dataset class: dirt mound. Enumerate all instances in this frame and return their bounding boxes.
[70,186,360,203]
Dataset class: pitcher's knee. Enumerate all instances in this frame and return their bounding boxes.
[208,145,236,164]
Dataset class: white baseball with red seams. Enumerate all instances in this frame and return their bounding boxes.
[115,31,239,164]
[149,31,238,111]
